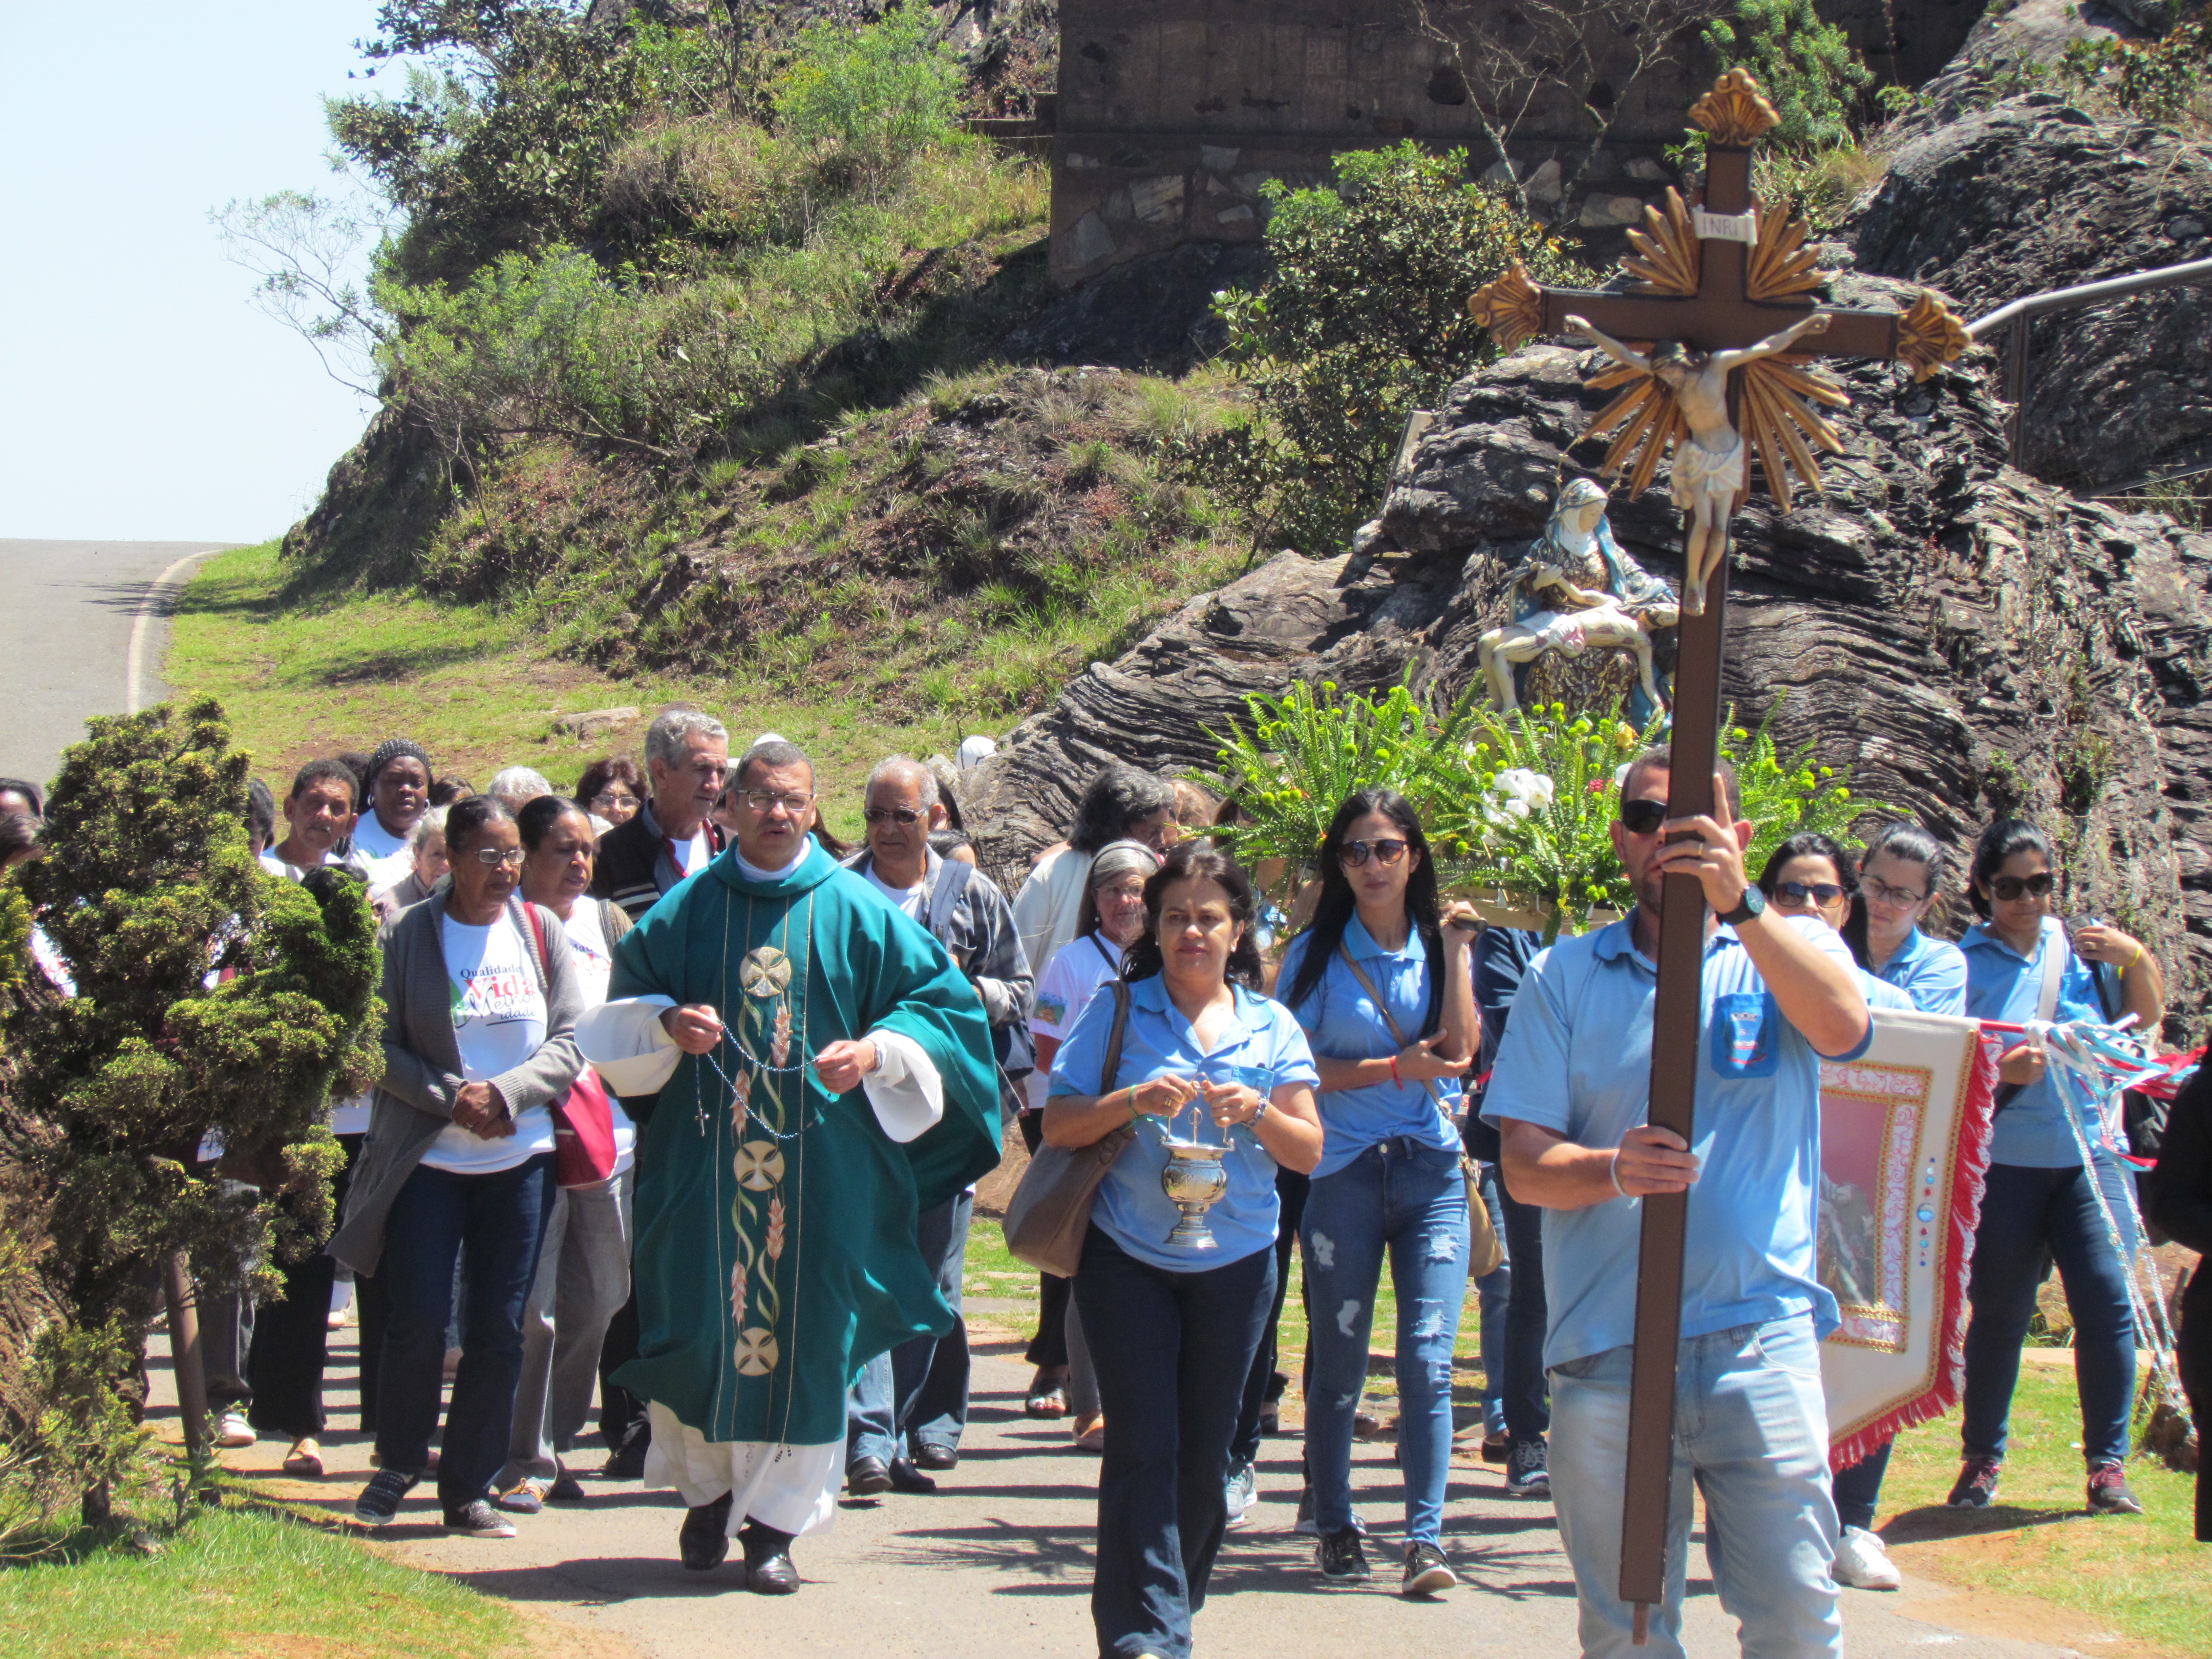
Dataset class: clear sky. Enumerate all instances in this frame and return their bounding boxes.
[0,2,412,542]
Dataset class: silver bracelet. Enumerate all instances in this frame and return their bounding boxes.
[1609,1146,1634,1202]
[1250,1097,1270,1128]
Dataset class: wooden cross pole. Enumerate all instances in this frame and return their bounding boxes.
[1471,68,1968,1645]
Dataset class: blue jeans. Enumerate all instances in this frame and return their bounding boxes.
[1301,1137,1470,1543]
[1962,1160,2137,1467]
[847,1191,975,1464]
[374,1154,557,1510]
[1549,1317,1841,1658]
[1075,1223,1274,1659]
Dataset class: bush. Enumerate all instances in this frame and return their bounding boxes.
[1172,143,1595,556]
[772,10,965,177]
[1701,0,1872,151]
[2059,13,2212,124]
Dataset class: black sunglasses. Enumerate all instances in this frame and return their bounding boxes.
[1989,871,2055,902]
[1774,881,1847,907]
[1619,798,1668,835]
[1339,838,1410,868]
[862,806,924,826]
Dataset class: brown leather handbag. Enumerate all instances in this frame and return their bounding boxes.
[1000,981,1133,1279]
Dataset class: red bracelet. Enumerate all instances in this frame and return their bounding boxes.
[1389,1055,1402,1089]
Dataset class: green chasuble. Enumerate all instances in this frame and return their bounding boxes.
[607,839,1002,1448]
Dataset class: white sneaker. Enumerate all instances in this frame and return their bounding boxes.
[1832,1525,1902,1590]
[1224,1460,1256,1528]
[215,1411,254,1449]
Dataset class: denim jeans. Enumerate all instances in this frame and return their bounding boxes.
[847,1190,975,1464]
[1497,1162,1550,1442]
[1962,1160,2137,1467]
[1549,1317,1841,1658]
[500,1166,634,1485]
[1473,1165,1509,1438]
[374,1154,557,1510]
[1231,1165,1308,1467]
[1075,1223,1274,1659]
[1301,1137,1470,1543]
[1831,1438,1892,1532]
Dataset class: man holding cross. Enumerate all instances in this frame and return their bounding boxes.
[1484,748,1869,1656]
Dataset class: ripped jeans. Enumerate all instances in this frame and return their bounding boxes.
[1301,1137,1470,1543]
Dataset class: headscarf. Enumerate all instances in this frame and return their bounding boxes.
[1089,838,1161,889]
[365,737,432,789]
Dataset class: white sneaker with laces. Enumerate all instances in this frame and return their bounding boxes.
[215,1411,254,1449]
[1831,1525,1902,1590]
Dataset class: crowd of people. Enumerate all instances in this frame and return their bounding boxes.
[5,704,2205,1659]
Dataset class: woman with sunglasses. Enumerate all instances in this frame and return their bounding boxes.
[1952,818,2164,1518]
[331,795,585,1539]
[1275,790,1480,1594]
[1754,830,1952,1591]
[1045,842,1323,1659]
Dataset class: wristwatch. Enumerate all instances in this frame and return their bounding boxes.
[1718,885,1766,927]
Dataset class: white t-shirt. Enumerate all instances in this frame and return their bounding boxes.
[423,910,556,1174]
[669,826,712,879]
[863,863,927,921]
[1026,932,1123,1110]
[562,901,636,1175]
[348,813,415,891]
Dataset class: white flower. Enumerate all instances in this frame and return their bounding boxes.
[1496,768,1555,809]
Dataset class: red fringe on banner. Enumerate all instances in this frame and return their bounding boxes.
[1830,1032,2002,1471]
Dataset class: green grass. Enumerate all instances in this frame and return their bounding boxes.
[0,1503,526,1658]
[1880,1362,2206,1655]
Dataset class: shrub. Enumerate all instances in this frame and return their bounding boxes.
[1172,143,1595,556]
[1701,0,1873,151]
[2059,13,2212,124]
[772,10,965,176]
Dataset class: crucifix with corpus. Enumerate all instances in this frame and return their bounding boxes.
[1471,68,1969,1646]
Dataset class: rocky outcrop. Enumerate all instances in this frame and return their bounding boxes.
[1851,93,2212,493]
[967,269,2212,1019]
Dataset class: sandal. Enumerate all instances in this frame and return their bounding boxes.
[283,1438,324,1478]
[1073,1413,1105,1453]
[1024,1368,1070,1419]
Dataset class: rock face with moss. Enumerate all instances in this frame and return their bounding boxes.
[966,269,2212,1019]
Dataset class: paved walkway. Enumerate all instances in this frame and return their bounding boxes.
[190,1326,2109,1659]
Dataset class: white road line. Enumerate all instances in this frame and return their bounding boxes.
[125,548,218,714]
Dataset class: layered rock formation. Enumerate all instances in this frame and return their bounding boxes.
[965,270,2212,1017]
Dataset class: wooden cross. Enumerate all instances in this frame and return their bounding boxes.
[1471,69,1969,1645]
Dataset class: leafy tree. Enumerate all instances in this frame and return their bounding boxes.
[7,702,379,1522]
[1701,0,1871,151]
[772,9,966,175]
[1174,143,1596,556]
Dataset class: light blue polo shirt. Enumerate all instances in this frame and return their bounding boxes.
[1049,973,1320,1272]
[1873,925,1969,1017]
[1961,918,2111,1168]
[1278,917,1461,1179]
[1481,913,1869,1369]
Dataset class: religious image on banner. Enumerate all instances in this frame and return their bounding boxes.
[1818,1008,1998,1467]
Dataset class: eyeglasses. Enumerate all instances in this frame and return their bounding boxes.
[1619,798,1668,835]
[1339,838,1409,868]
[741,790,815,814]
[863,805,924,826]
[1862,874,1928,908]
[472,847,527,869]
[1989,871,2055,902]
[1774,881,1847,908]
[590,791,637,810]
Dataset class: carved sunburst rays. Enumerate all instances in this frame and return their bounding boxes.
[1582,353,1849,514]
[1625,188,1824,305]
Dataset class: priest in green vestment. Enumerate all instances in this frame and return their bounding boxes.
[577,738,1000,1593]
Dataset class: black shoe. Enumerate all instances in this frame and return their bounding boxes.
[1316,1526,1370,1581]
[1946,1455,2001,1509]
[1480,1430,1511,1466]
[887,1457,938,1494]
[1504,1435,1550,1498]
[442,1499,516,1538]
[351,1466,419,1528]
[1401,1540,1457,1596]
[846,1455,891,1496]
[547,1467,587,1503]
[740,1521,799,1594]
[679,1493,733,1570]
[602,1419,648,1482]
[912,1442,959,1472]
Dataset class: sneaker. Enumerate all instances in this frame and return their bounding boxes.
[494,1478,546,1515]
[1294,1484,1317,1536]
[1224,1460,1256,1529]
[1401,1540,1457,1595]
[1504,1436,1550,1498]
[2086,1462,2144,1515]
[215,1411,254,1449]
[444,1499,517,1538]
[1946,1456,2001,1509]
[1831,1525,1902,1590]
[1353,1409,1384,1440]
[352,1467,419,1528]
[1316,1525,1370,1581]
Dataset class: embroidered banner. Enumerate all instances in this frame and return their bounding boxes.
[1818,1008,1998,1467]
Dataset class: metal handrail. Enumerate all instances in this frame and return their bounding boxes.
[1964,256,2212,467]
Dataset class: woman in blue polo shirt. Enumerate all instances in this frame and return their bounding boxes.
[1046,842,1323,1659]
[1953,818,2164,1519]
[1275,788,1479,1595]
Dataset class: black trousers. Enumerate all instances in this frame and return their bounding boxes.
[1230,1165,1309,1466]
[1497,1171,1551,1442]
[2181,1280,2212,1544]
[1018,1111,1074,1372]
[245,1134,363,1440]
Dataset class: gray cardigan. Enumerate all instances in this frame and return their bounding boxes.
[330,889,586,1276]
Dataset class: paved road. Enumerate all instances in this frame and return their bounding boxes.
[0,538,236,789]
[185,1328,2113,1659]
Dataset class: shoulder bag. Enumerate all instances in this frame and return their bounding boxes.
[1000,980,1133,1278]
[520,902,620,1189]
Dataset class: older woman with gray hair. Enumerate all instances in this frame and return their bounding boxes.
[371,806,451,919]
